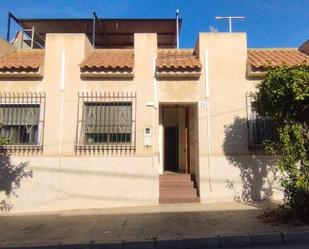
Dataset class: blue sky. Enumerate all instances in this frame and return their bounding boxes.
[0,0,308,48]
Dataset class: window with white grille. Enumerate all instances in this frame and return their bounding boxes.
[0,93,45,153]
[246,94,277,151]
[75,92,136,153]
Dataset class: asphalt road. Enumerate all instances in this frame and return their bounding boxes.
[208,244,309,249]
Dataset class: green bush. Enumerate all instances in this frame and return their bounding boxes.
[254,65,309,218]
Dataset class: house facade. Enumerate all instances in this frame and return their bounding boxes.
[0,15,308,212]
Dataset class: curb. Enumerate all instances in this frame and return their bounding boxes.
[1,230,309,249]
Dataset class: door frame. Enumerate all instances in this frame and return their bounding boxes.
[162,105,190,173]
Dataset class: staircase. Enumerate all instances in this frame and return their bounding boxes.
[159,173,200,204]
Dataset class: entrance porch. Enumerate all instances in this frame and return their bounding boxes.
[158,103,200,203]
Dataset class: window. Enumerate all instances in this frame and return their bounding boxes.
[84,102,132,144]
[246,94,276,151]
[0,93,45,152]
[75,92,136,153]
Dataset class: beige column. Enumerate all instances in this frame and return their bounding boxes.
[133,33,158,155]
[43,34,93,155]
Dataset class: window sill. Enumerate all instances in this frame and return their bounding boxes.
[0,145,43,154]
[248,144,268,154]
[75,144,135,154]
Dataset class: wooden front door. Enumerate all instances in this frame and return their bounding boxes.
[164,126,178,172]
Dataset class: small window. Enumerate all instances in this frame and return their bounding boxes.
[0,93,45,153]
[75,92,136,153]
[246,94,276,151]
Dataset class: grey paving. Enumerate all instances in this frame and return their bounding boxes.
[0,202,308,248]
[206,245,309,249]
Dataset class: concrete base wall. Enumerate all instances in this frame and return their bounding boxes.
[1,154,284,213]
[198,155,283,203]
[3,156,159,213]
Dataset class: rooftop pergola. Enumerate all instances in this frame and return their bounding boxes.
[6,12,182,48]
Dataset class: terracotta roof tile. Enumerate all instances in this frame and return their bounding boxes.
[0,50,44,70]
[80,49,134,72]
[156,49,202,72]
[247,49,309,70]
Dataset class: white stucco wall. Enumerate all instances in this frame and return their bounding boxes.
[196,33,283,203]
[5,156,159,212]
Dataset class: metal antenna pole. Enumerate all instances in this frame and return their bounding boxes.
[92,11,98,47]
[215,16,245,32]
[6,12,11,42]
[176,9,179,49]
[228,17,232,32]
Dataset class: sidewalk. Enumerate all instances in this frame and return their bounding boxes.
[0,201,309,248]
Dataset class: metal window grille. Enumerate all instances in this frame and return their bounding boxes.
[246,94,276,151]
[0,92,46,153]
[75,92,136,153]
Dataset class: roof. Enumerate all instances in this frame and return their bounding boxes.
[247,49,309,71]
[80,48,202,74]
[299,40,309,55]
[16,17,181,48]
[0,50,44,71]
[80,49,134,73]
[156,49,202,72]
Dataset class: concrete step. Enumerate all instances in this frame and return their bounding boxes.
[159,181,194,188]
[160,185,196,191]
[160,189,198,197]
[159,197,200,204]
[159,173,199,204]
[159,174,191,182]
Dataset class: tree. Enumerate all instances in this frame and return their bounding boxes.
[253,65,309,218]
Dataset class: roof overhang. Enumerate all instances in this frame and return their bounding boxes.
[0,67,43,78]
[16,17,182,48]
[81,71,134,79]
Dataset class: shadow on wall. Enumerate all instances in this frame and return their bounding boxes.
[222,116,278,202]
[0,148,32,212]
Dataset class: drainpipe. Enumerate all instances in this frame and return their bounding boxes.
[204,49,212,192]
[152,58,158,109]
[57,49,66,198]
[152,57,159,199]
[152,57,157,170]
